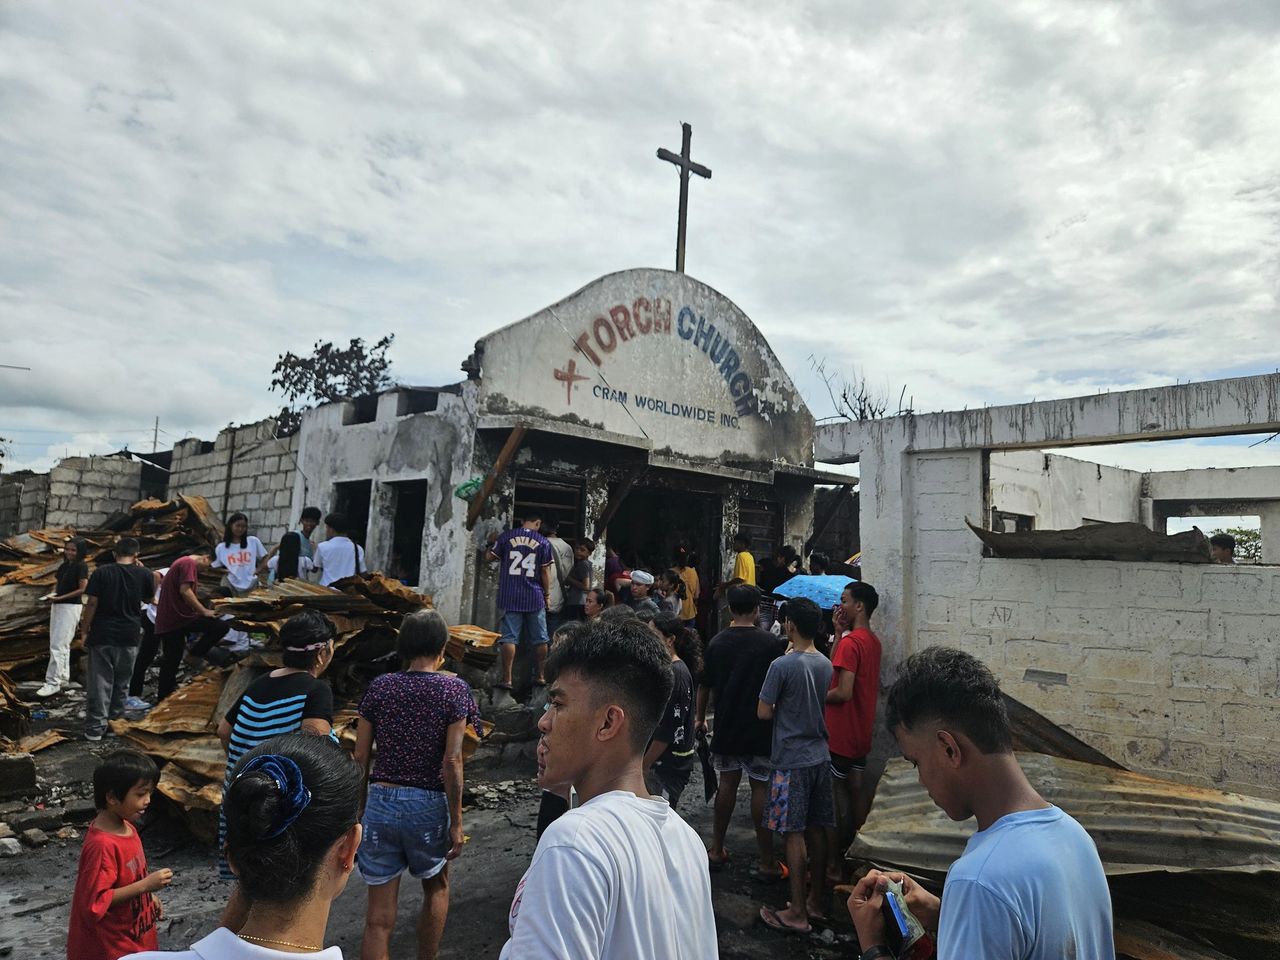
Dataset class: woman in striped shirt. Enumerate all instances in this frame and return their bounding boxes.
[216,609,336,933]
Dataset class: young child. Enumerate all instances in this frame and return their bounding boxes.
[68,751,172,960]
[756,597,834,934]
[562,539,594,621]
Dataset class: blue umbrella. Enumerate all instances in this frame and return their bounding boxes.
[771,573,857,610]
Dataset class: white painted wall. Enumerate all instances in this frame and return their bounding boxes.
[295,384,479,623]
[817,373,1280,799]
[990,451,1142,529]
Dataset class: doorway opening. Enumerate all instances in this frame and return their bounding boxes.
[514,472,585,542]
[333,480,372,546]
[607,486,723,631]
[387,480,428,585]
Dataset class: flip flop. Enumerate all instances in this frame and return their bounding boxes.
[750,861,790,882]
[707,849,731,871]
[758,905,811,935]
[493,681,514,691]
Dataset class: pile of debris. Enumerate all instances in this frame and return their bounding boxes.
[0,495,222,676]
[852,700,1280,959]
[102,573,497,837]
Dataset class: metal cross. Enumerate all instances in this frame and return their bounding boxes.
[656,122,712,273]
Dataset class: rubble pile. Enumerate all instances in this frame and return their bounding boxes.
[0,495,223,675]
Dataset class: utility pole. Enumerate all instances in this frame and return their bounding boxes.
[152,417,159,453]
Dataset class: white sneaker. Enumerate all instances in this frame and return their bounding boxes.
[35,684,60,698]
[124,696,151,711]
[84,732,103,742]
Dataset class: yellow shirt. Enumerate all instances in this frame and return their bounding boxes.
[678,566,700,620]
[732,550,756,586]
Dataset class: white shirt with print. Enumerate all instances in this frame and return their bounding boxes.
[213,537,267,591]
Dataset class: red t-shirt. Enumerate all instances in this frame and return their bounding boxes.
[824,627,882,760]
[67,822,160,960]
[154,555,200,634]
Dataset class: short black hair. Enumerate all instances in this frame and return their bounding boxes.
[224,733,362,905]
[732,531,751,548]
[782,597,822,639]
[727,583,761,615]
[598,603,637,623]
[398,608,449,662]
[1210,533,1236,552]
[300,506,322,522]
[577,538,595,551]
[324,512,348,535]
[94,750,158,808]
[844,580,879,618]
[546,617,674,752]
[541,516,559,534]
[189,544,215,558]
[280,609,335,669]
[114,537,141,558]
[886,646,1012,754]
[808,551,829,571]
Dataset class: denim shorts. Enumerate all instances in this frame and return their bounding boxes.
[357,783,451,884]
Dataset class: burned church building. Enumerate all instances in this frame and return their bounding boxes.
[293,268,844,628]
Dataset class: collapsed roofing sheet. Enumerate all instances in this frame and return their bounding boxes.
[854,754,1280,954]
[967,519,1212,563]
[0,496,222,674]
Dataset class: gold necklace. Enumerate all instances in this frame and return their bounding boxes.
[238,932,323,952]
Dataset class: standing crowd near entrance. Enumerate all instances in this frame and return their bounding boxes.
[45,504,1116,960]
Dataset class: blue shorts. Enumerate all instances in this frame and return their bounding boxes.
[498,609,550,647]
[357,783,451,884]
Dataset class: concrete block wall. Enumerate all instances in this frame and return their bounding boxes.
[18,474,50,530]
[169,420,300,545]
[0,478,24,537]
[42,456,143,529]
[908,448,1280,800]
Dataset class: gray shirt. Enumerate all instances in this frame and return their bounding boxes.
[758,649,833,769]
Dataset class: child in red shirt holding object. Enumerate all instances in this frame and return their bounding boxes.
[68,751,172,960]
[823,581,882,883]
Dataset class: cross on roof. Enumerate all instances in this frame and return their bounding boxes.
[656,122,712,273]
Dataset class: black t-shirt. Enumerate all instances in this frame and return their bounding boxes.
[54,560,90,603]
[757,563,794,595]
[85,562,154,647]
[652,658,696,770]
[701,625,786,757]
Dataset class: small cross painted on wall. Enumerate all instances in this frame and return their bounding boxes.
[553,358,589,406]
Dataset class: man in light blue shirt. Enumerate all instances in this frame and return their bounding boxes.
[847,646,1114,960]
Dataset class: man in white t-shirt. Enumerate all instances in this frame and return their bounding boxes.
[500,617,717,960]
[313,512,366,588]
[847,647,1114,960]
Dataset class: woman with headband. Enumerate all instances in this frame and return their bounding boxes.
[215,610,337,934]
[124,733,363,959]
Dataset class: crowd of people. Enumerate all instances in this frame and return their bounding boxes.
[52,505,1118,960]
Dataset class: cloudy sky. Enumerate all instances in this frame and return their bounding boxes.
[3,1,1280,474]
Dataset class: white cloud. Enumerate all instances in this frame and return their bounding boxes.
[2,1,1280,461]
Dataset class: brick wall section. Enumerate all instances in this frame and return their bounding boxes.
[0,479,23,536]
[169,420,299,545]
[43,456,143,529]
[17,474,50,530]
[909,449,1280,800]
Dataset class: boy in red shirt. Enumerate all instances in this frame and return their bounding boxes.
[67,750,173,960]
[823,581,881,882]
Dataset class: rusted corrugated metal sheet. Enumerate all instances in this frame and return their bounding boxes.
[857,754,1280,878]
[854,754,1280,955]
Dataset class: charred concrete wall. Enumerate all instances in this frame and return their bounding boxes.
[817,373,1280,799]
[169,420,299,545]
[43,456,142,530]
[296,385,478,622]
[0,472,37,537]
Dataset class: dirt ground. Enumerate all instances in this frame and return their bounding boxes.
[0,734,859,959]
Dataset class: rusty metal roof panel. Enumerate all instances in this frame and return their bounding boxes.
[856,754,1280,879]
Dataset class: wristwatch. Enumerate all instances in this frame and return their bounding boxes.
[860,947,893,960]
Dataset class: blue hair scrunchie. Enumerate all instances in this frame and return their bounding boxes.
[234,754,312,839]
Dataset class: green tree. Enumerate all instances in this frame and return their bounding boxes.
[270,335,395,436]
[1209,526,1261,563]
